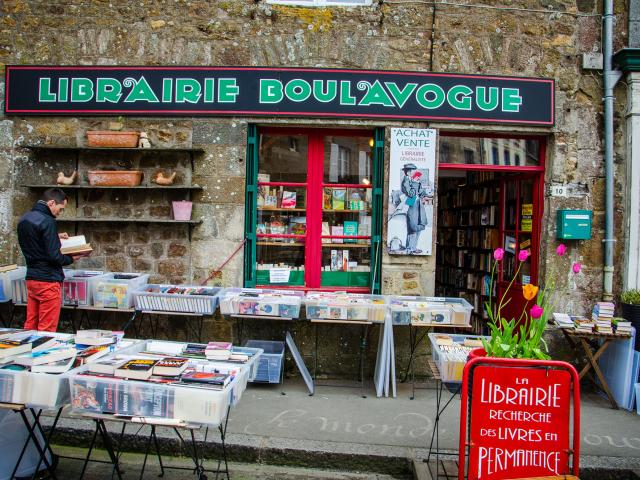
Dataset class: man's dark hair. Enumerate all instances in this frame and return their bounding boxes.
[41,188,68,204]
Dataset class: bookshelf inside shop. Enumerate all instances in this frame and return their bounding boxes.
[435,171,539,332]
[436,172,500,329]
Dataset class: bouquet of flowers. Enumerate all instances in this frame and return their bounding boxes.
[481,243,581,359]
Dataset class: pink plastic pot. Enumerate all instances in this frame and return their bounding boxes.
[172,201,193,221]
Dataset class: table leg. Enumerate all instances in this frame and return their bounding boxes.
[313,322,318,381]
[580,338,618,409]
[359,324,369,399]
[121,310,139,334]
[29,407,63,479]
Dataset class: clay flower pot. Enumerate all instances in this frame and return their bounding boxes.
[87,131,140,148]
[87,170,143,186]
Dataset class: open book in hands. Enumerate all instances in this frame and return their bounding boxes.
[60,235,93,255]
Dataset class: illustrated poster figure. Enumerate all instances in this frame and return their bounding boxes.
[400,163,430,254]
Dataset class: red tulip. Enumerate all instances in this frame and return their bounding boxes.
[556,244,567,256]
[530,304,544,319]
[572,262,582,274]
[518,250,530,262]
[493,248,504,261]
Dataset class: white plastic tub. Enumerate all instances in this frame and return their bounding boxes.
[92,273,150,309]
[133,285,221,314]
[304,292,387,323]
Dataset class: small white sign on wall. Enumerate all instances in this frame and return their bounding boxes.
[269,268,291,284]
[387,128,436,256]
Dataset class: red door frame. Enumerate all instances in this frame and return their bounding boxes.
[438,132,547,319]
[256,127,375,292]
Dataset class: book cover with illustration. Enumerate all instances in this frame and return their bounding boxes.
[63,280,89,306]
[331,226,344,244]
[114,359,158,380]
[332,189,346,210]
[281,191,297,209]
[343,221,358,243]
[95,283,129,309]
[323,188,333,210]
[322,222,330,243]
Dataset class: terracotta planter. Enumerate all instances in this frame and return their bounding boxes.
[87,170,143,186]
[87,131,139,148]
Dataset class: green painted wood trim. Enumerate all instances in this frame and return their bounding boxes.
[613,48,640,72]
[244,124,258,287]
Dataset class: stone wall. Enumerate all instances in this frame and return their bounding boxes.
[0,0,630,377]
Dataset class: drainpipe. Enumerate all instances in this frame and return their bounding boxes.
[602,0,615,301]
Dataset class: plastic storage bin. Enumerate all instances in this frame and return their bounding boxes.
[69,338,259,425]
[244,340,284,384]
[63,270,107,306]
[636,384,640,415]
[388,296,473,326]
[0,331,76,409]
[92,273,149,309]
[218,288,304,319]
[428,333,488,383]
[304,292,387,323]
[134,285,221,314]
[0,267,26,303]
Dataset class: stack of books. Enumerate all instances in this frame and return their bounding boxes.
[205,342,232,361]
[574,317,595,333]
[592,302,615,334]
[612,318,633,336]
[553,312,574,329]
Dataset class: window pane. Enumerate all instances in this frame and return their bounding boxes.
[259,134,308,183]
[440,136,540,166]
[323,136,372,184]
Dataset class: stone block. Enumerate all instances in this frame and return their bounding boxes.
[194,177,246,204]
[150,243,164,259]
[158,259,186,277]
[106,256,128,272]
[133,258,153,272]
[168,242,188,257]
[192,121,248,147]
[127,246,145,258]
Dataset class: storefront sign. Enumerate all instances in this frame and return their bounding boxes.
[5,66,554,125]
[387,128,436,256]
[467,365,572,479]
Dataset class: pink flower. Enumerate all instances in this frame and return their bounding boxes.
[530,304,544,319]
[572,262,582,274]
[493,248,504,261]
[556,244,567,256]
[518,250,530,262]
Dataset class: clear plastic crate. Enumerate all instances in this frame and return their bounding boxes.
[0,267,25,303]
[218,288,304,319]
[92,273,150,309]
[388,296,473,326]
[133,285,221,315]
[105,339,261,406]
[244,340,284,384]
[63,270,107,306]
[68,338,257,425]
[0,331,75,409]
[428,333,488,383]
[304,292,387,323]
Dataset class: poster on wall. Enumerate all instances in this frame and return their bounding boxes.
[387,128,436,256]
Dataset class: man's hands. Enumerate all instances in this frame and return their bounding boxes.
[58,232,69,240]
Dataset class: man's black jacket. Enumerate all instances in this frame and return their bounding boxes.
[17,201,73,282]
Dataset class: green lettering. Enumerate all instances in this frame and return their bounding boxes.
[313,80,337,103]
[204,78,215,103]
[71,78,94,102]
[416,84,445,109]
[39,78,56,102]
[162,79,173,102]
[476,87,499,111]
[96,78,122,103]
[285,79,311,102]
[385,82,417,108]
[218,78,239,103]
[260,79,283,104]
[502,88,522,112]
[340,81,356,105]
[447,85,473,111]
[58,78,68,102]
[124,76,159,103]
[358,80,394,107]
[175,78,201,103]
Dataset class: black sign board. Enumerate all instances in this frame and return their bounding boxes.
[5,66,554,126]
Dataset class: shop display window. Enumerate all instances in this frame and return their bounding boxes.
[244,127,383,293]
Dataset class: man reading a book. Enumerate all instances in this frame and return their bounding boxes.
[17,188,89,331]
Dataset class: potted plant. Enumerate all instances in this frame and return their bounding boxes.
[477,243,581,360]
[620,289,640,348]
